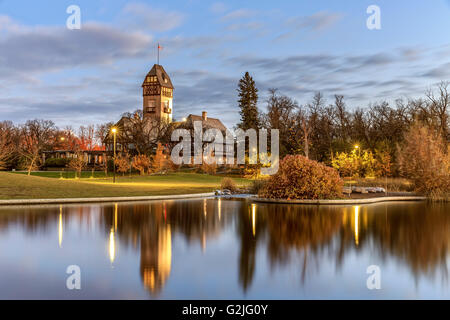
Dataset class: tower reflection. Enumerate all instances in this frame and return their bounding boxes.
[0,200,448,297]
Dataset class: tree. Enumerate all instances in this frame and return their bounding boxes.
[425,81,449,141]
[132,154,151,175]
[0,121,17,170]
[78,125,96,151]
[263,89,299,157]
[151,143,170,174]
[95,122,114,149]
[118,110,172,155]
[397,123,450,198]
[68,153,86,178]
[18,119,56,175]
[237,72,260,130]
[374,148,392,178]
[115,153,130,176]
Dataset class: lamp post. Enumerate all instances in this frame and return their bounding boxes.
[111,127,117,183]
[354,144,360,157]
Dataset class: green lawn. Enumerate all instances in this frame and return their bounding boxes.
[0,171,251,200]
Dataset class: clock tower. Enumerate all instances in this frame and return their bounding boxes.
[142,64,174,123]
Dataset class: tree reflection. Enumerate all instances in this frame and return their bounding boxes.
[0,200,448,296]
[100,199,230,296]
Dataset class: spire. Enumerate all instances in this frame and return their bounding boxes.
[157,43,163,65]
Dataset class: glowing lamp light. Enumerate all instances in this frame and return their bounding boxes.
[111,127,117,133]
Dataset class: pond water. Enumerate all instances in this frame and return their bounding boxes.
[0,199,449,299]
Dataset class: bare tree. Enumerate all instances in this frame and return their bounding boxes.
[95,122,114,149]
[78,125,96,151]
[118,110,173,155]
[426,81,449,141]
[18,120,56,175]
[68,152,86,178]
[0,121,17,170]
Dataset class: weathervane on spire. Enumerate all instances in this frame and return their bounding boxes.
[157,43,163,65]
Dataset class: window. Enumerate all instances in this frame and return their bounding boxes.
[146,100,156,113]
[162,87,172,97]
[163,101,171,114]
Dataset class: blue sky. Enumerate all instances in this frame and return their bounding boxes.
[1,0,450,129]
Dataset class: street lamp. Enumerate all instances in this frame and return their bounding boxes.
[354,144,360,157]
[111,127,117,183]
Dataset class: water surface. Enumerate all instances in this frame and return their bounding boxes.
[0,199,448,299]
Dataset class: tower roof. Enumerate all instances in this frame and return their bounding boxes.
[142,64,174,89]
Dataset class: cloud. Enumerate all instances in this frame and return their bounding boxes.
[224,45,450,109]
[225,21,264,32]
[421,62,450,78]
[0,17,152,76]
[286,11,342,32]
[221,9,256,21]
[121,3,184,32]
[275,11,342,41]
[210,2,227,14]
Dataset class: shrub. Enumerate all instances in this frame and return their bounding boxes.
[115,154,130,176]
[248,179,266,195]
[220,177,237,192]
[397,123,450,198]
[331,149,378,178]
[151,144,170,174]
[259,155,344,199]
[201,162,217,175]
[132,154,151,175]
[67,153,86,178]
[44,157,70,168]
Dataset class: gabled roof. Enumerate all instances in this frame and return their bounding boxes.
[142,64,174,89]
[174,114,227,132]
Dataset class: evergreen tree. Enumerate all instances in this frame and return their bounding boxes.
[237,72,260,130]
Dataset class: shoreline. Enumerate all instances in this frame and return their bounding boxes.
[0,193,429,206]
[0,192,216,206]
[251,195,427,205]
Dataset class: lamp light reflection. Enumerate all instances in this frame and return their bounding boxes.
[109,228,116,264]
[218,198,221,221]
[354,206,360,246]
[251,203,256,237]
[58,205,63,248]
[114,203,118,231]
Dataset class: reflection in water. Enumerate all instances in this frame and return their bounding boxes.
[0,200,449,298]
[58,205,63,248]
[109,228,115,264]
[354,206,359,246]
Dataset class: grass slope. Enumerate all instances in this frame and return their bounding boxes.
[0,172,250,200]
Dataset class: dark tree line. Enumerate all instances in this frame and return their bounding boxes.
[236,72,449,174]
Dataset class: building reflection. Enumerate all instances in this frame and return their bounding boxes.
[0,200,448,296]
[100,199,230,296]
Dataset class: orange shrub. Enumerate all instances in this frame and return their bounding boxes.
[259,155,344,200]
[132,154,150,175]
[397,123,450,198]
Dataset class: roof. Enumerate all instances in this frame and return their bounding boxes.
[142,64,174,89]
[174,114,227,132]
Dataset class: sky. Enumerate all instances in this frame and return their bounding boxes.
[1,0,450,129]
